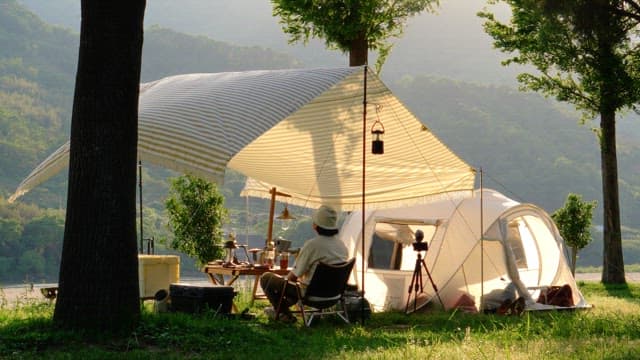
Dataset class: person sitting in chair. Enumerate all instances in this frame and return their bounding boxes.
[260,205,348,323]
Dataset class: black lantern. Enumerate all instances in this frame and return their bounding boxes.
[371,128,384,154]
[371,104,385,155]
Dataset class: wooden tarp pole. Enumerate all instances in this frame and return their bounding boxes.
[267,187,277,247]
[267,187,291,247]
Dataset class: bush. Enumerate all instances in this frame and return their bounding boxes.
[164,174,228,267]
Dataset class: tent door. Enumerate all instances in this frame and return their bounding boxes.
[503,216,542,287]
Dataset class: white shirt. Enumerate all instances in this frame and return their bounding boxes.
[291,234,348,286]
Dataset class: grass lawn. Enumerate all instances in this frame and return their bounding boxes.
[1,281,639,359]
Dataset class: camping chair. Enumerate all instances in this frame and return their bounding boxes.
[277,258,356,327]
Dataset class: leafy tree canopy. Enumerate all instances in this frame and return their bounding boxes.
[479,0,640,283]
[478,0,640,120]
[272,0,438,70]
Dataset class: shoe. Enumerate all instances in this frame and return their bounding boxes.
[264,307,276,320]
[511,297,525,316]
[278,312,297,324]
[497,299,512,315]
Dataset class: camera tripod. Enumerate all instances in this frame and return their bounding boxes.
[405,250,443,314]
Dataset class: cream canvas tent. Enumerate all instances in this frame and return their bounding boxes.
[9,66,475,209]
[340,188,589,312]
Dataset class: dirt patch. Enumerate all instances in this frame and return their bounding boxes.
[1,285,54,308]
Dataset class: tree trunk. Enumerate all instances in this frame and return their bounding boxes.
[349,32,368,66]
[53,1,146,332]
[571,246,577,276]
[599,110,626,284]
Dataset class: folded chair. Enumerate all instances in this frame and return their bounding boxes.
[277,258,356,327]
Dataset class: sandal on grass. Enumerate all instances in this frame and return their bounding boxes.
[278,312,297,323]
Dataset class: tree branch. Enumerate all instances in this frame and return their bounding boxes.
[609,0,640,23]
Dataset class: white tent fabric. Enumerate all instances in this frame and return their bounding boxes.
[9,66,475,210]
[340,188,589,312]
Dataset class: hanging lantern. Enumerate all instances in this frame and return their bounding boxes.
[371,104,385,155]
[276,204,296,232]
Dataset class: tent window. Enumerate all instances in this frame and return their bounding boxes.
[507,218,542,271]
[368,233,396,269]
[368,222,437,270]
[507,220,528,269]
[520,215,542,271]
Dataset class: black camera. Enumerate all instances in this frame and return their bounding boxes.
[412,230,428,252]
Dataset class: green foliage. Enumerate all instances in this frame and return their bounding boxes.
[0,198,64,283]
[164,174,228,267]
[2,283,640,359]
[4,0,640,284]
[553,193,597,273]
[0,1,299,205]
[478,1,640,119]
[392,76,599,210]
[0,2,75,201]
[272,0,438,69]
[553,193,597,251]
[479,0,640,281]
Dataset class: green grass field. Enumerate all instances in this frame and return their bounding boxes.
[1,282,639,359]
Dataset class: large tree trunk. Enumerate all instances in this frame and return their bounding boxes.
[599,110,625,284]
[53,1,146,331]
[349,32,368,66]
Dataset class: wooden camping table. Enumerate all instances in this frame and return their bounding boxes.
[202,264,290,312]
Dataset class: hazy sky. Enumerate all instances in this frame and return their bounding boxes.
[19,0,515,84]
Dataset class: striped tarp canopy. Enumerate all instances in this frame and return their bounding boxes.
[9,66,475,210]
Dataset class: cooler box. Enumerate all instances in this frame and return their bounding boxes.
[169,283,236,314]
[138,255,180,299]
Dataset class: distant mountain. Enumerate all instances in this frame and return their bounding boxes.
[17,0,519,85]
[20,0,639,144]
[141,26,300,82]
[393,77,600,209]
[0,0,299,204]
[0,0,76,204]
[3,1,639,227]
[3,1,640,271]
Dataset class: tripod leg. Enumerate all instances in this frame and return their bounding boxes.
[421,259,443,306]
[405,258,423,314]
[404,265,418,312]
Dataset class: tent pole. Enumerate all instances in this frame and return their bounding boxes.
[138,160,143,254]
[267,187,277,248]
[245,194,250,247]
[361,65,368,324]
[480,167,484,311]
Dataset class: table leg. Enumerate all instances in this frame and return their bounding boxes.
[226,275,240,286]
[206,272,241,313]
[206,272,220,285]
[251,275,261,306]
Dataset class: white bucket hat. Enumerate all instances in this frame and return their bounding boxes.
[312,205,338,230]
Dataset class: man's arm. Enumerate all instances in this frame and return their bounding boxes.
[286,272,298,282]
